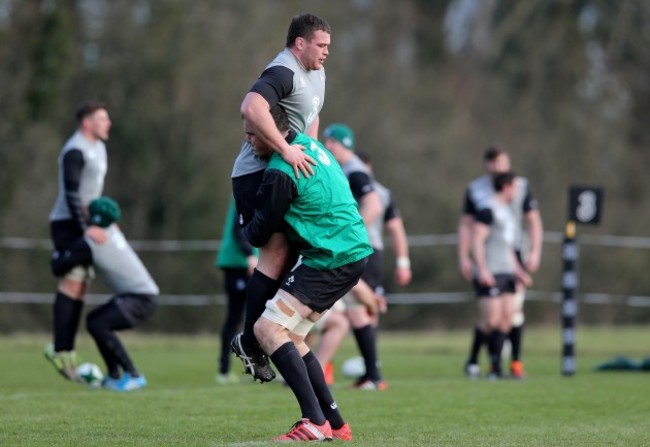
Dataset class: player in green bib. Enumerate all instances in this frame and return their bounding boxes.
[241,105,371,442]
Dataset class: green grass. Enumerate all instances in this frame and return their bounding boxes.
[1,327,648,446]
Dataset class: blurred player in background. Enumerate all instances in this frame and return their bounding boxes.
[241,105,369,441]
[324,124,412,390]
[45,102,112,380]
[214,198,257,384]
[357,150,412,290]
[458,147,543,378]
[309,149,412,387]
[50,197,158,391]
[230,13,331,383]
[470,173,532,378]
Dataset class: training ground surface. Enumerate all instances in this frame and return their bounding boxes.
[1,327,648,446]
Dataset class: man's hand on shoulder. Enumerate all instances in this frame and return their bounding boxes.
[85,226,108,245]
[279,144,316,178]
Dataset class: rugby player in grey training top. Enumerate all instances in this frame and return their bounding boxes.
[459,147,542,379]
[230,13,331,383]
[45,102,112,381]
[471,172,533,379]
[323,123,389,390]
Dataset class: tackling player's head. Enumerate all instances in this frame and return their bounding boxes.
[286,13,331,71]
[243,105,290,157]
[493,171,517,202]
[323,123,355,163]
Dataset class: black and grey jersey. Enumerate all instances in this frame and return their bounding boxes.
[232,48,326,178]
[463,173,538,249]
[87,226,159,296]
[49,131,107,230]
[340,155,375,202]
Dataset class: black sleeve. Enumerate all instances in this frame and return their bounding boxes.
[522,183,539,214]
[384,195,400,223]
[62,149,87,231]
[462,188,477,216]
[347,171,375,202]
[249,66,295,108]
[475,208,494,225]
[243,169,297,248]
[232,211,255,257]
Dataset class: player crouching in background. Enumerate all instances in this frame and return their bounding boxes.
[48,196,158,391]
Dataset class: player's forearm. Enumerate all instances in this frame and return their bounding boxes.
[240,93,292,156]
[387,218,409,259]
[471,225,489,273]
[457,217,473,261]
[526,210,544,255]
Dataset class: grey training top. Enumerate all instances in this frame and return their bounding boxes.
[86,226,159,296]
[232,48,326,177]
[478,197,518,274]
[464,173,537,249]
[366,180,391,250]
[49,131,107,222]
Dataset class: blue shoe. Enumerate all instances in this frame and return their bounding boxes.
[103,372,147,392]
[102,375,124,391]
[118,372,147,391]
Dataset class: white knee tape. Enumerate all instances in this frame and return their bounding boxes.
[293,318,315,337]
[261,295,304,333]
[512,290,526,326]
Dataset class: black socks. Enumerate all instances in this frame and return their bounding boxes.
[241,269,281,348]
[53,292,83,352]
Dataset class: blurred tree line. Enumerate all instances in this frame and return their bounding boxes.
[1,0,649,329]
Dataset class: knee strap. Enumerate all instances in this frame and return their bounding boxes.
[261,295,305,333]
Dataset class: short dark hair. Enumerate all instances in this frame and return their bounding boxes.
[286,13,331,48]
[492,171,516,192]
[270,105,290,133]
[483,145,507,162]
[75,101,107,124]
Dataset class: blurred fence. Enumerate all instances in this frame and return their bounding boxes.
[1,232,649,333]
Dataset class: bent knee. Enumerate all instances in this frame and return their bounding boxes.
[85,312,104,334]
[58,279,86,299]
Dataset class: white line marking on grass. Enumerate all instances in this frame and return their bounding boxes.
[0,385,221,401]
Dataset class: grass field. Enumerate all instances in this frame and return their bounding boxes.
[1,327,648,446]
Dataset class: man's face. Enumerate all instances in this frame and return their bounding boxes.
[243,119,273,157]
[296,30,330,70]
[486,153,511,174]
[323,138,346,162]
[85,109,112,141]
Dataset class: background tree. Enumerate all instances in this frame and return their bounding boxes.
[0,0,648,331]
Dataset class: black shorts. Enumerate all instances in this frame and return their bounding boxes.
[50,219,84,251]
[232,170,265,227]
[473,273,516,298]
[280,258,368,313]
[361,249,383,294]
[113,293,157,327]
[223,268,249,297]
